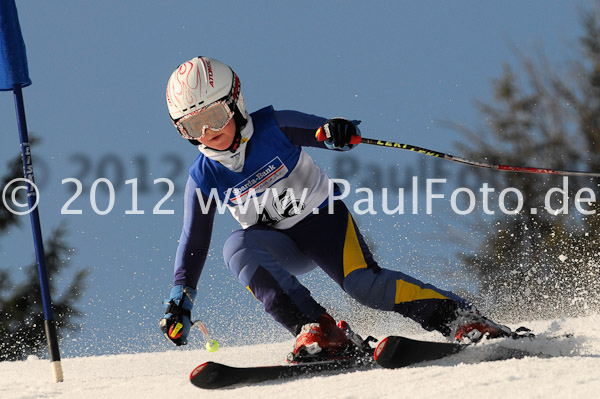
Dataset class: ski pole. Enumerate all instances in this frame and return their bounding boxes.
[316,129,600,178]
[192,319,220,352]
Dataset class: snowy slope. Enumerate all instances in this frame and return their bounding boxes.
[1,315,599,399]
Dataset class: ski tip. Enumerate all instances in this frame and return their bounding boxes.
[190,362,210,380]
[373,337,388,361]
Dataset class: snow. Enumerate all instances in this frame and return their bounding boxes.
[558,254,568,262]
[1,315,600,399]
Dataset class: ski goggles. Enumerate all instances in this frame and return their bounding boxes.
[175,101,234,140]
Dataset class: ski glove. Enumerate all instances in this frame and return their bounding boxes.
[160,285,197,346]
[318,118,361,151]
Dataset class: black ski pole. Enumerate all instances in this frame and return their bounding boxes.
[316,128,600,178]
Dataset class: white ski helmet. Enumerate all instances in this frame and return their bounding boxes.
[166,56,248,149]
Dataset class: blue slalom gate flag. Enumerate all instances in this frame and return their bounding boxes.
[0,0,31,90]
[1,0,64,383]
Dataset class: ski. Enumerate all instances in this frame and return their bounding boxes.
[189,356,375,389]
[374,335,541,369]
[189,324,378,389]
[374,336,466,368]
[189,331,562,388]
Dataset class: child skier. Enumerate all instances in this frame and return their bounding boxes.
[159,56,516,357]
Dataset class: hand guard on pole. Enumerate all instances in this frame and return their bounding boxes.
[160,285,197,346]
[316,118,361,151]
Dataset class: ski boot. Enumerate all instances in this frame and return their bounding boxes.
[287,313,376,363]
[453,314,534,343]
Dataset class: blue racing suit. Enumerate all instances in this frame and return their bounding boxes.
[173,106,470,336]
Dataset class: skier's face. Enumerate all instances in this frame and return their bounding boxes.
[198,118,236,150]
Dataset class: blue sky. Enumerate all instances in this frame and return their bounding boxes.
[0,1,587,355]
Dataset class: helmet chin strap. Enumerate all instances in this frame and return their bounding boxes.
[227,128,242,152]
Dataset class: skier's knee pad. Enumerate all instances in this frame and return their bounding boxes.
[343,268,397,311]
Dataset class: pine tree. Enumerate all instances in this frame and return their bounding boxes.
[0,152,87,361]
[456,4,600,320]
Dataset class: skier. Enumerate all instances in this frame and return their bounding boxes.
[159,56,517,358]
